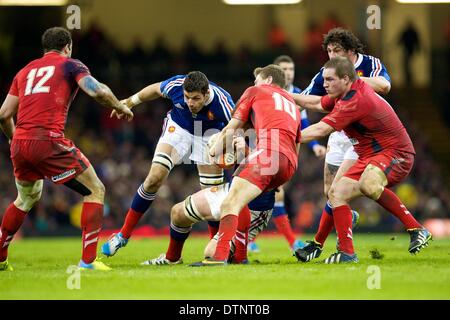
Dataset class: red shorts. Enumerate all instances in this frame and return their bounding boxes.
[234,149,296,192]
[10,138,91,184]
[344,150,415,187]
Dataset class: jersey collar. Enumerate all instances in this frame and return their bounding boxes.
[354,53,363,69]
[205,85,215,105]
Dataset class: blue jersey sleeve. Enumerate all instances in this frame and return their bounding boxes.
[301,69,326,96]
[378,63,391,83]
[369,57,391,84]
[160,75,185,99]
[210,85,235,123]
[293,86,302,94]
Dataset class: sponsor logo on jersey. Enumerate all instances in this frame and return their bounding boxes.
[207,110,215,120]
[357,70,364,77]
[51,169,76,182]
[168,126,176,133]
[211,186,219,193]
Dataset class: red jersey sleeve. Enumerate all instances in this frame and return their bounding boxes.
[66,59,91,82]
[321,98,365,131]
[321,95,335,111]
[233,87,256,122]
[8,76,19,97]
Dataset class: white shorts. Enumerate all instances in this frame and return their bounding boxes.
[325,131,359,166]
[204,183,230,220]
[158,114,215,165]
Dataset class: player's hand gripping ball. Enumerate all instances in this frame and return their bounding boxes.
[207,133,236,169]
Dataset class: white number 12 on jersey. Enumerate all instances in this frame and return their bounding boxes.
[272,92,297,121]
[25,66,55,96]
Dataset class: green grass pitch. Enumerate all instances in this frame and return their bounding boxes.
[1,234,449,300]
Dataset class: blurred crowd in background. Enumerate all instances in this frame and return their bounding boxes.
[0,20,449,237]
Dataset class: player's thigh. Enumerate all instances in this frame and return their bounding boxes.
[221,177,262,214]
[143,143,180,191]
[14,179,44,211]
[182,184,228,223]
[197,163,224,189]
[328,177,362,206]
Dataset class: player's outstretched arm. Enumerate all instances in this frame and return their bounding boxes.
[78,75,133,121]
[360,76,391,95]
[301,122,334,144]
[291,93,328,113]
[0,94,19,140]
[121,82,163,109]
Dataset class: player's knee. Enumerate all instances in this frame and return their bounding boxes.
[88,179,105,201]
[220,198,241,215]
[328,184,343,204]
[275,187,284,202]
[170,203,185,225]
[324,183,331,198]
[143,171,165,192]
[360,180,383,200]
[15,180,43,212]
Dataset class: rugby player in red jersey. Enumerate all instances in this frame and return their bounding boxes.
[190,64,302,266]
[293,56,431,263]
[0,27,133,271]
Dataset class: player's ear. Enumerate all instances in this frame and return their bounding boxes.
[63,43,72,57]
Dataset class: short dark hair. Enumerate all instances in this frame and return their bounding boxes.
[183,71,209,95]
[42,27,72,52]
[273,55,294,65]
[324,56,357,81]
[253,64,286,88]
[322,28,364,54]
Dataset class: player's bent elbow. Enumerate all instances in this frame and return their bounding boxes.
[381,82,391,95]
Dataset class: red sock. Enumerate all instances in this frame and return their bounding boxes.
[0,203,27,262]
[273,214,296,247]
[314,210,334,247]
[166,224,191,262]
[81,202,103,264]
[333,205,354,255]
[377,188,422,230]
[214,214,238,261]
[232,206,251,263]
[207,223,220,240]
[120,208,144,239]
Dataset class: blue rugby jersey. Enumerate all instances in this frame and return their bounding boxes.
[301,53,391,96]
[160,75,235,134]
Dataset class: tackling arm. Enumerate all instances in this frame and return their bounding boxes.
[360,76,391,95]
[301,121,335,144]
[78,75,133,121]
[0,94,19,140]
[291,93,328,113]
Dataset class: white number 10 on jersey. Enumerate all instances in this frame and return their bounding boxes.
[272,92,297,121]
[25,66,55,96]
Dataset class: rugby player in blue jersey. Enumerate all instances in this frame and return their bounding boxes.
[102,71,235,257]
